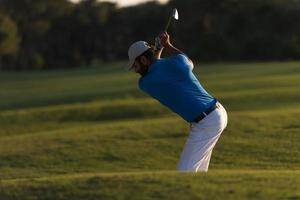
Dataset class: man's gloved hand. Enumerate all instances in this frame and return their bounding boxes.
[154,36,163,51]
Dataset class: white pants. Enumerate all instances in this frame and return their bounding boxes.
[177,102,228,172]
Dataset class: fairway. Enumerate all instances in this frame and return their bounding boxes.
[0,62,299,199]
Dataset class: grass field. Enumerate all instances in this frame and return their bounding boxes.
[0,61,299,199]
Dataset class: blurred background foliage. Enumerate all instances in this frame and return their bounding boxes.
[0,0,300,70]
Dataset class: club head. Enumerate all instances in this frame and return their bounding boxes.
[173,8,179,20]
[164,8,179,31]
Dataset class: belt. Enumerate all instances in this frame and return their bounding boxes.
[193,102,219,123]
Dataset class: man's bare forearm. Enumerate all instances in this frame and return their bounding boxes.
[164,43,184,56]
[153,43,183,59]
[153,48,163,59]
[165,43,194,68]
[159,32,184,57]
[158,32,194,68]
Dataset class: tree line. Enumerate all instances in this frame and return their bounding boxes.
[0,0,300,70]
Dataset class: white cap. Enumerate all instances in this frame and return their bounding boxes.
[127,41,151,70]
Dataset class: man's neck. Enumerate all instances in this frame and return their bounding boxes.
[149,58,157,66]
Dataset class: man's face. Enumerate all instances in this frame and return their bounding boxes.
[132,56,149,76]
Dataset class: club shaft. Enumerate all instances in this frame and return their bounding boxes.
[164,16,172,31]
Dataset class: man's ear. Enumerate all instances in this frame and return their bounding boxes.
[140,56,148,65]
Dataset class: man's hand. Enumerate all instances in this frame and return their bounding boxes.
[158,31,183,56]
[159,31,171,48]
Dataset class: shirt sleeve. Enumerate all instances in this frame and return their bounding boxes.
[171,54,193,71]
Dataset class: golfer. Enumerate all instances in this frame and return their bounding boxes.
[127,32,228,172]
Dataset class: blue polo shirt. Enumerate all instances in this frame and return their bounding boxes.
[139,54,216,122]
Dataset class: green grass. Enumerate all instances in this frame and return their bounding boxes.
[0,170,299,200]
[0,61,299,199]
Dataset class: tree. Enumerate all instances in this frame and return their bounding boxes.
[0,12,19,69]
[0,0,73,70]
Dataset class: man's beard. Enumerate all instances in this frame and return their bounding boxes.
[139,64,149,77]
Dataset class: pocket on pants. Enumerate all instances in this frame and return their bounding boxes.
[190,108,227,138]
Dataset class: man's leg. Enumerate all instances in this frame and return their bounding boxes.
[177,131,222,172]
[177,104,227,172]
[196,150,213,172]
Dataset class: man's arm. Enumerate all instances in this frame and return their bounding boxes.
[159,32,183,55]
[153,32,183,59]
[152,37,164,59]
[159,32,194,69]
[153,47,163,59]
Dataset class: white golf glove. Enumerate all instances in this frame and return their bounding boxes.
[154,36,163,51]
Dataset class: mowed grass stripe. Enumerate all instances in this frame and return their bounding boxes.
[1,169,299,183]
[0,170,299,200]
[0,116,181,140]
[0,106,299,139]
[0,86,299,131]
[197,61,300,77]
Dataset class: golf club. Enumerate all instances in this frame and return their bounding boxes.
[165,8,179,31]
[154,8,179,51]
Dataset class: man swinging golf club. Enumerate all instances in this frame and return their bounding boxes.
[127,10,227,172]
